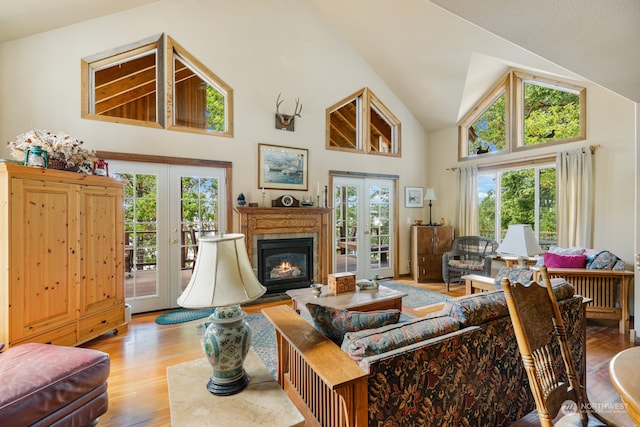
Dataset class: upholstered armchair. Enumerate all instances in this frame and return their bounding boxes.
[442,236,498,291]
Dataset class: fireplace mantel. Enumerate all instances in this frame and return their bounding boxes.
[235,207,332,284]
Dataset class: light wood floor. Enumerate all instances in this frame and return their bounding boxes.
[82,279,636,427]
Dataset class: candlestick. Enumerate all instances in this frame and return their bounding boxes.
[324,185,328,208]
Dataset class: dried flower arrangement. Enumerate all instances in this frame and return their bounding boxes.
[6,129,96,174]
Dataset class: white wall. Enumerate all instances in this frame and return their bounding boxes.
[0,0,428,276]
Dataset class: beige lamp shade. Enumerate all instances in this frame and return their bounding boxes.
[177,233,266,308]
[497,224,543,257]
[424,188,437,201]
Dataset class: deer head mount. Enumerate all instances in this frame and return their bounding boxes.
[275,93,302,131]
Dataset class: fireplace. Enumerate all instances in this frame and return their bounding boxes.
[257,238,313,294]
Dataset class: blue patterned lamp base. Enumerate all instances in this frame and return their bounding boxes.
[201,305,252,396]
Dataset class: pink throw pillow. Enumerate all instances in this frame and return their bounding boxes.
[543,251,587,268]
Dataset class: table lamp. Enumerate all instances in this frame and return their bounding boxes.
[424,188,437,226]
[177,233,266,396]
[497,224,543,267]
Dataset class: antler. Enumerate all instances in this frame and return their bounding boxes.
[292,98,303,118]
[275,94,302,127]
[276,93,285,118]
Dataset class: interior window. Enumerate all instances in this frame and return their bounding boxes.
[82,35,163,128]
[82,34,233,137]
[168,37,233,137]
[327,88,400,156]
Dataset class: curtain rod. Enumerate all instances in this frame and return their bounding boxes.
[447,144,599,172]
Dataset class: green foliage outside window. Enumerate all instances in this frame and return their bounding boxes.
[206,87,225,132]
[478,166,556,248]
[523,82,580,145]
[469,93,506,155]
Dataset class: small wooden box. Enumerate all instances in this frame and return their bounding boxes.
[328,272,356,295]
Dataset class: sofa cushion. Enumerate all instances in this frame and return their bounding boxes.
[448,259,485,270]
[445,280,575,328]
[306,303,401,345]
[494,266,534,287]
[543,251,587,268]
[549,246,586,255]
[341,314,460,362]
[0,343,110,426]
[583,249,620,270]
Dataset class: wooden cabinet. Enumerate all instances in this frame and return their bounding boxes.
[0,164,126,348]
[410,225,453,282]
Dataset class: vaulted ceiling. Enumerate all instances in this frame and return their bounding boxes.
[1,0,638,133]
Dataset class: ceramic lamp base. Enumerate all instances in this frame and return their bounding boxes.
[201,305,251,396]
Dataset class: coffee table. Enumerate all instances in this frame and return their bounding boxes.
[287,284,407,315]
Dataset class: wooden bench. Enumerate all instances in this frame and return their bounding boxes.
[463,268,634,334]
[531,267,633,334]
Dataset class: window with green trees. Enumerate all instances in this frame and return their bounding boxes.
[478,164,556,248]
[458,71,585,159]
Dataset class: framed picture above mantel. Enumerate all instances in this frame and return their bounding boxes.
[258,143,308,191]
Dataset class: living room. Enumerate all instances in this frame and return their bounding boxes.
[0,0,638,425]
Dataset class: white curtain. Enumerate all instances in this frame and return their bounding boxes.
[456,165,478,236]
[556,148,593,247]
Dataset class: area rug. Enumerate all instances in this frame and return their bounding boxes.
[379,280,453,308]
[155,308,214,325]
[246,313,278,378]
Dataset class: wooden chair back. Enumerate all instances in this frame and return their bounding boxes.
[502,264,613,426]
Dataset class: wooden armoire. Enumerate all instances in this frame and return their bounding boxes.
[0,164,126,348]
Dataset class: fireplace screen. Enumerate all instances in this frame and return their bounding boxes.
[257,238,313,294]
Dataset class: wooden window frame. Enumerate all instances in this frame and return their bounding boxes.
[512,71,586,153]
[166,36,233,138]
[81,34,233,138]
[458,70,586,161]
[81,34,164,129]
[326,88,401,157]
[458,74,510,160]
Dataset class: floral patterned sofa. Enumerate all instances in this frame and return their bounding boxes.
[262,281,586,427]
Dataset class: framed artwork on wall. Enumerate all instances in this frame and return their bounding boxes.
[258,143,308,191]
[404,186,424,208]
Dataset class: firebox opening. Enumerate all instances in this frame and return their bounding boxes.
[257,237,313,294]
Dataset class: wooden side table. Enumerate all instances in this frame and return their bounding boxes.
[462,274,496,295]
[167,349,304,426]
[499,255,538,268]
[609,346,640,424]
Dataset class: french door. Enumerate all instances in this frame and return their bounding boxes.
[110,161,227,313]
[333,176,395,279]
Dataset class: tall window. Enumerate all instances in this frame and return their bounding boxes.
[478,164,556,248]
[458,70,585,160]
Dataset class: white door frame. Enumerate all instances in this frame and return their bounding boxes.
[330,172,398,279]
[104,153,232,313]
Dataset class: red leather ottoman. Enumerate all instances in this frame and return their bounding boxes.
[0,343,110,426]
